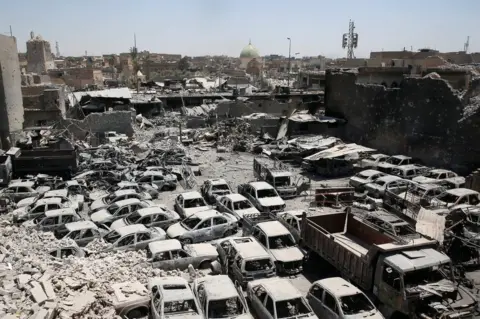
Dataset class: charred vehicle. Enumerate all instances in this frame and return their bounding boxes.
[253,157,297,199]
[299,210,477,319]
[200,179,232,204]
[238,182,285,213]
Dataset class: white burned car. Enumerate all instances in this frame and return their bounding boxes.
[90,198,153,226]
[250,220,304,275]
[364,175,403,198]
[110,205,180,231]
[147,239,218,271]
[349,169,385,190]
[16,189,84,212]
[200,178,233,204]
[149,276,203,319]
[12,197,72,224]
[238,182,285,213]
[431,188,480,208]
[248,277,318,319]
[58,220,109,246]
[413,169,460,185]
[166,210,238,245]
[174,191,210,218]
[216,193,260,222]
[90,189,152,213]
[32,208,81,236]
[307,277,384,319]
[192,275,253,319]
[101,224,166,252]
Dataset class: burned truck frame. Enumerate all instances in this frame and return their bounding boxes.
[253,157,297,199]
[300,210,476,319]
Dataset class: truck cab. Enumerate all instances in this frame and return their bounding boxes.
[216,236,276,288]
[253,158,297,199]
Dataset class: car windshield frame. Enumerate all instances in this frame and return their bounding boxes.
[339,292,375,315]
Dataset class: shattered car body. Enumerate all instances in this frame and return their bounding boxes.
[12,197,72,224]
[349,169,385,191]
[364,175,403,198]
[147,239,218,271]
[59,220,109,246]
[430,188,480,208]
[358,153,389,169]
[377,155,413,174]
[136,171,177,191]
[166,210,238,245]
[101,224,166,252]
[90,198,153,226]
[116,181,160,199]
[32,208,81,236]
[90,189,152,213]
[110,205,180,231]
[149,276,203,319]
[216,193,260,223]
[174,191,210,218]
[16,189,83,212]
[0,181,50,203]
[192,275,253,319]
[413,168,460,185]
[238,182,286,213]
[111,281,150,319]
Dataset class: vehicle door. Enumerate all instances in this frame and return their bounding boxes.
[307,283,327,317]
[114,234,136,251]
[137,215,153,227]
[2,186,17,201]
[250,286,273,319]
[17,186,34,201]
[150,212,172,229]
[171,249,193,269]
[193,218,213,242]
[152,251,174,270]
[218,197,229,213]
[77,228,97,246]
[231,255,244,284]
[57,214,75,234]
[29,204,47,220]
[211,216,228,239]
[376,264,404,311]
[39,216,60,232]
[255,231,269,250]
[405,169,416,179]
[151,288,162,319]
[114,205,130,221]
[322,290,341,319]
[135,231,153,249]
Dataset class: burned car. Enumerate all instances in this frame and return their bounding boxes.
[90,189,152,213]
[58,220,109,246]
[110,206,180,231]
[174,191,210,218]
[200,179,232,204]
[101,224,166,252]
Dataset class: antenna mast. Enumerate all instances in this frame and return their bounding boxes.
[464,36,470,53]
[55,41,61,57]
[342,20,358,59]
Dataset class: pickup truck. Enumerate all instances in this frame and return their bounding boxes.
[237,182,285,213]
[242,213,304,275]
[253,157,297,199]
[300,210,476,319]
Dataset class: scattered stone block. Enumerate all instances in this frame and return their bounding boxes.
[17,274,32,289]
[40,281,56,300]
[29,282,48,304]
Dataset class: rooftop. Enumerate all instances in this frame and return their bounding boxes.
[314,277,362,297]
[249,181,274,190]
[257,221,289,236]
[36,197,62,206]
[196,275,238,300]
[44,189,68,197]
[116,224,147,236]
[113,189,137,197]
[137,206,167,217]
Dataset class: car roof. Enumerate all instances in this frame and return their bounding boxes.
[65,180,80,186]
[149,239,182,254]
[195,275,238,300]
[249,181,274,190]
[9,181,35,188]
[429,169,452,174]
[257,221,289,236]
[45,208,76,217]
[357,169,382,176]
[148,276,194,302]
[194,209,220,219]
[391,155,412,160]
[396,164,423,170]
[181,191,203,200]
[112,198,141,207]
[314,277,362,297]
[118,181,138,187]
[116,224,147,236]
[253,278,302,301]
[141,171,164,177]
[376,175,402,182]
[446,188,479,196]
[113,189,138,197]
[371,153,388,159]
[137,206,167,217]
[66,220,98,232]
[44,189,68,197]
[235,241,270,259]
[36,197,63,205]
[209,178,228,185]
[224,193,247,202]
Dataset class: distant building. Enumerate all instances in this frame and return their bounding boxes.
[239,41,263,76]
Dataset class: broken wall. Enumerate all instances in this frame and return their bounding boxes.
[325,70,480,174]
[216,99,303,117]
[55,111,134,140]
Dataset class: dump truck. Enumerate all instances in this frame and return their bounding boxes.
[253,157,297,199]
[300,210,476,319]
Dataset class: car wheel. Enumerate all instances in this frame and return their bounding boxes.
[180,238,192,245]
[199,261,212,270]
[223,229,236,237]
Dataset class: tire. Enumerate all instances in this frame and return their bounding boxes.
[180,238,192,245]
[199,261,212,270]
[223,229,236,237]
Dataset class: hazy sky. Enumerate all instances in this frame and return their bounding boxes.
[1,0,478,58]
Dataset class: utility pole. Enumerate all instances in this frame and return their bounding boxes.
[55,41,61,57]
[287,37,291,87]
[9,25,12,37]
[464,36,470,53]
[342,20,358,59]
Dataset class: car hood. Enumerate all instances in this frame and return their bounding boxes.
[378,163,395,168]
[90,198,107,211]
[16,197,36,208]
[167,222,188,238]
[235,207,260,218]
[110,218,128,230]
[430,198,453,208]
[90,210,113,223]
[412,176,436,184]
[258,197,285,208]
[270,247,304,262]
[344,310,384,319]
[184,206,210,218]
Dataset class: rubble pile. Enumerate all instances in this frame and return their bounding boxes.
[0,219,204,318]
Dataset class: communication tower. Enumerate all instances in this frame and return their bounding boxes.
[464,36,470,53]
[55,41,61,57]
[342,20,358,59]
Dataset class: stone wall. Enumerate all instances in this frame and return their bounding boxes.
[0,35,24,149]
[324,70,480,174]
[55,111,134,140]
[21,85,66,127]
[216,98,304,117]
